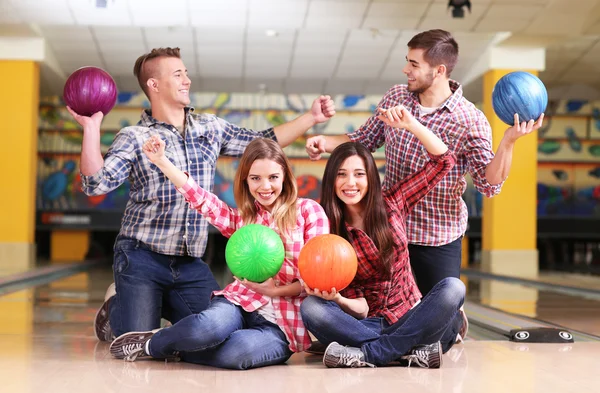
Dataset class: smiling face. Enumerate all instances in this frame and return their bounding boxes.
[246,159,285,211]
[334,155,368,208]
[402,48,436,94]
[152,56,191,107]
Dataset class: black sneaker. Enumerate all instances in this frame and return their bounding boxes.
[323,342,375,368]
[306,340,328,355]
[109,330,158,361]
[94,283,116,342]
[400,342,443,369]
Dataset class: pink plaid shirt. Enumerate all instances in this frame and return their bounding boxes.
[177,176,329,352]
[349,81,503,246]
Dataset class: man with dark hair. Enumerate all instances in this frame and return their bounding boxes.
[305,29,543,340]
[67,47,336,342]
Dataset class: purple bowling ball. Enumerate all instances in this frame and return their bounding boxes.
[491,71,547,126]
[63,66,118,116]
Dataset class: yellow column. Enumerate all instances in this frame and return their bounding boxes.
[481,69,539,315]
[0,61,39,268]
[51,231,90,261]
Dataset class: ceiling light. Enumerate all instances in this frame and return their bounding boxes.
[447,0,471,18]
[265,29,279,38]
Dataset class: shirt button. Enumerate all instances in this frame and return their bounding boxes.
[186,222,191,226]
[189,160,193,164]
[182,235,187,239]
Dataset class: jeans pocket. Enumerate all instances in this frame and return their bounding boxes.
[113,250,130,275]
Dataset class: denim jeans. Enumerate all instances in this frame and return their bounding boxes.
[148,296,293,370]
[300,277,465,366]
[109,237,221,337]
[408,236,463,296]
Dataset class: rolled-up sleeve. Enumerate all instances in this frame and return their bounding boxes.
[218,117,276,157]
[465,119,503,197]
[80,130,136,196]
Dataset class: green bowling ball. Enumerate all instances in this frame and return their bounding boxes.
[225,224,285,283]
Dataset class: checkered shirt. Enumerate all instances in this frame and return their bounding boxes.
[348,81,503,246]
[80,108,275,256]
[178,175,330,352]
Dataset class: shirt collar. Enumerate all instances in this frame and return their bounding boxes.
[139,106,195,127]
[409,79,463,113]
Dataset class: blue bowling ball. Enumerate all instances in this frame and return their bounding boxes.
[491,71,547,126]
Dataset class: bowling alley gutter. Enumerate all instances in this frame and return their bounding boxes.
[0,259,104,295]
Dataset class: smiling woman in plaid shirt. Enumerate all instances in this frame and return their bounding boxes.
[301,105,465,369]
[66,47,335,344]
[108,138,329,370]
[305,30,543,297]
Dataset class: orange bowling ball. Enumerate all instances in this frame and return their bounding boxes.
[298,234,358,291]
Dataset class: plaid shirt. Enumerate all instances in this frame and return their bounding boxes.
[341,151,456,324]
[80,108,275,257]
[178,176,329,352]
[349,81,502,246]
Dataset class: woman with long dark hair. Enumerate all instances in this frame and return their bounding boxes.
[301,105,467,369]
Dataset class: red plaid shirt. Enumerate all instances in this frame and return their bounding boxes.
[340,151,456,324]
[349,81,502,246]
[178,176,329,352]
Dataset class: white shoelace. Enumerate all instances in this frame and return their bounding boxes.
[338,353,375,368]
[404,350,429,368]
[122,344,146,362]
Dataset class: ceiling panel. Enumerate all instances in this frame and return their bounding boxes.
[0,1,21,24]
[69,0,132,25]
[305,0,369,29]
[10,0,74,24]
[189,0,247,27]
[247,0,308,29]
[128,0,188,26]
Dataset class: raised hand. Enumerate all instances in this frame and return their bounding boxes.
[311,95,336,124]
[504,113,545,144]
[376,105,418,132]
[66,106,103,131]
[305,135,327,161]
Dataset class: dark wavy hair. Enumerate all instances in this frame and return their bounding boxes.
[320,142,394,273]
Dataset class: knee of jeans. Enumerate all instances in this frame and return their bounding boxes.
[218,342,292,370]
[300,296,330,328]
[440,277,466,307]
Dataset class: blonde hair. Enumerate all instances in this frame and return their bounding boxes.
[133,47,181,98]
[234,139,298,236]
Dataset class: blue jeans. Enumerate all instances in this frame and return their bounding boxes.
[300,277,465,366]
[148,296,293,370]
[109,237,221,337]
[409,236,463,296]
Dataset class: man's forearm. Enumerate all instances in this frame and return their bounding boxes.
[323,134,351,153]
[80,128,104,176]
[273,113,317,147]
[485,137,515,185]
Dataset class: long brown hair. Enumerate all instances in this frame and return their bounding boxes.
[320,142,395,272]
[234,138,298,236]
[407,29,459,77]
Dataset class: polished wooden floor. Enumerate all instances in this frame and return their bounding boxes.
[0,266,598,393]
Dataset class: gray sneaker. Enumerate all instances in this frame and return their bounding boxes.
[94,283,116,342]
[323,342,375,368]
[109,330,158,361]
[400,342,443,369]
